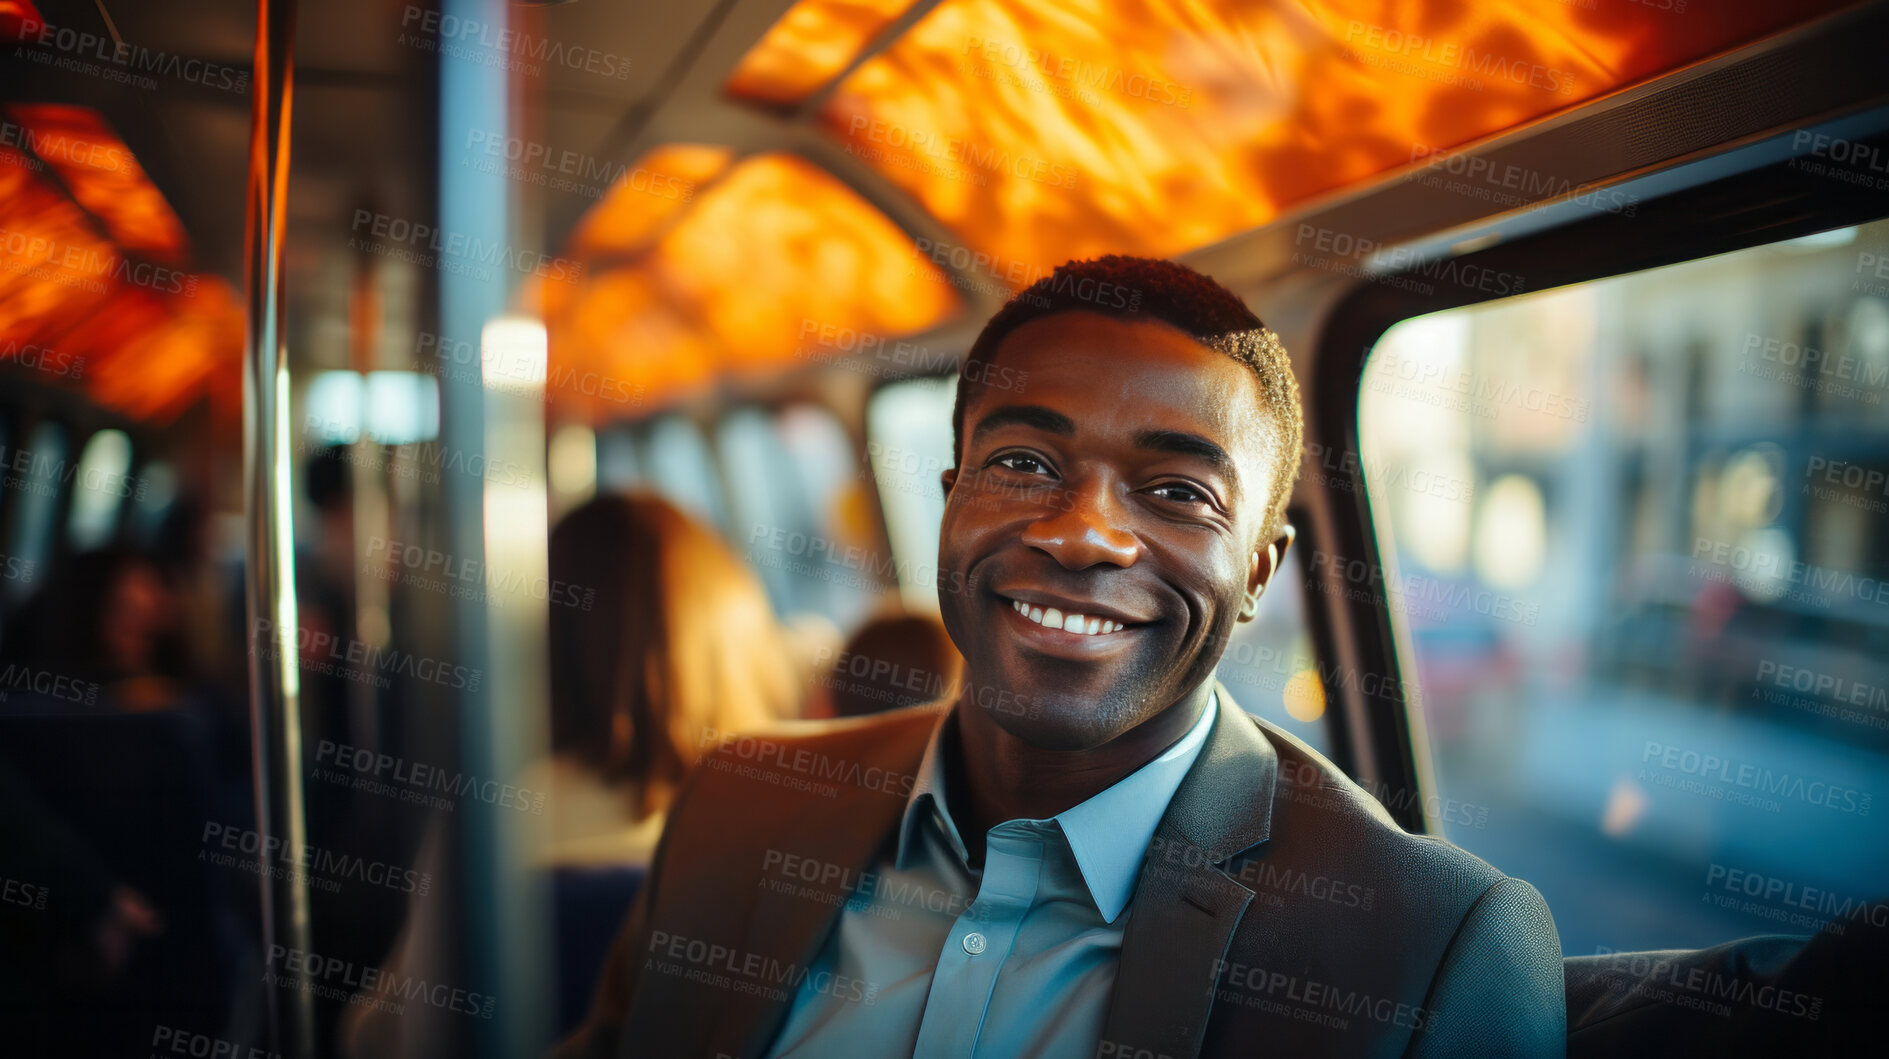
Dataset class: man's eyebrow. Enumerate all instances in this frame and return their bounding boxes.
[1135,429,1239,485]
[967,405,1075,448]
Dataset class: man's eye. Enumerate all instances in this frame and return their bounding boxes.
[1149,482,1208,505]
[992,454,1051,476]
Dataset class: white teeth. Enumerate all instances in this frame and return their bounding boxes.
[1007,599,1126,636]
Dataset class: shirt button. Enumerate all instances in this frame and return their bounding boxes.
[962,932,987,956]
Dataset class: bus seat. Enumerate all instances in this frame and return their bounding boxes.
[1565,922,1887,1055]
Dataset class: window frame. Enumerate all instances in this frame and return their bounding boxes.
[1306,103,1889,834]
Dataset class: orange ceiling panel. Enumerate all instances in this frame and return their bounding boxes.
[6,104,189,267]
[814,0,1859,274]
[563,144,737,261]
[0,110,240,422]
[543,149,962,418]
[726,0,922,106]
[0,1,42,41]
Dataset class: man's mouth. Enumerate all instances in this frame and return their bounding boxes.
[1007,599,1123,636]
[995,590,1150,639]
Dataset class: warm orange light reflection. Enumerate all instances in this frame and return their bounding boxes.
[726,0,920,106]
[541,150,961,419]
[7,105,189,266]
[0,1,43,40]
[821,0,1855,273]
[0,108,240,421]
[563,144,736,260]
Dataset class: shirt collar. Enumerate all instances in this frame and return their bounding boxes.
[897,691,1220,924]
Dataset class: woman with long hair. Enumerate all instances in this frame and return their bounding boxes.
[344,492,799,1056]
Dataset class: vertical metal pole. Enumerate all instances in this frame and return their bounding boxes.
[242,0,313,1056]
[436,1,554,1053]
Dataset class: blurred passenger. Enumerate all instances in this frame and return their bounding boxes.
[0,547,246,1053]
[342,492,798,1057]
[816,609,963,719]
[0,546,188,712]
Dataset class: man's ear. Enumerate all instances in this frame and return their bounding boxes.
[940,466,957,497]
[1238,523,1296,621]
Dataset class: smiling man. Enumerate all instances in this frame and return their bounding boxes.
[561,257,1565,1059]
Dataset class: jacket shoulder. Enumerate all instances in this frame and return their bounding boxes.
[681,700,945,809]
[1249,712,1507,893]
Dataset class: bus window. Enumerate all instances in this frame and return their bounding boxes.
[6,421,68,598]
[721,404,881,630]
[867,377,954,615]
[643,414,732,535]
[67,428,133,551]
[1359,219,1889,957]
[869,376,1332,753]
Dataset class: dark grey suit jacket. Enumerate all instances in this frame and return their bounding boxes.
[557,684,1565,1058]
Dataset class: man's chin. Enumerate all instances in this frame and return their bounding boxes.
[968,690,1141,753]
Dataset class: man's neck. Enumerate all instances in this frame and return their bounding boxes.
[946,681,1213,866]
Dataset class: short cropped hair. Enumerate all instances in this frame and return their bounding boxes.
[951,255,1303,540]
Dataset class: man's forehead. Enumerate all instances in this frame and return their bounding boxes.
[970,312,1272,461]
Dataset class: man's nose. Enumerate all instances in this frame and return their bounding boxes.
[1018,481,1140,569]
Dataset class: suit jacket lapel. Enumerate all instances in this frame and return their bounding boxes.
[1103,682,1279,1059]
[704,705,943,1059]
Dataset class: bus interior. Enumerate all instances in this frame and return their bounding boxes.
[1,0,1887,1055]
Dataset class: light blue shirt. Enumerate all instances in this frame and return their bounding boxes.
[764,692,1220,1058]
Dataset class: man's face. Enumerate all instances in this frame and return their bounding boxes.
[938,311,1287,751]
